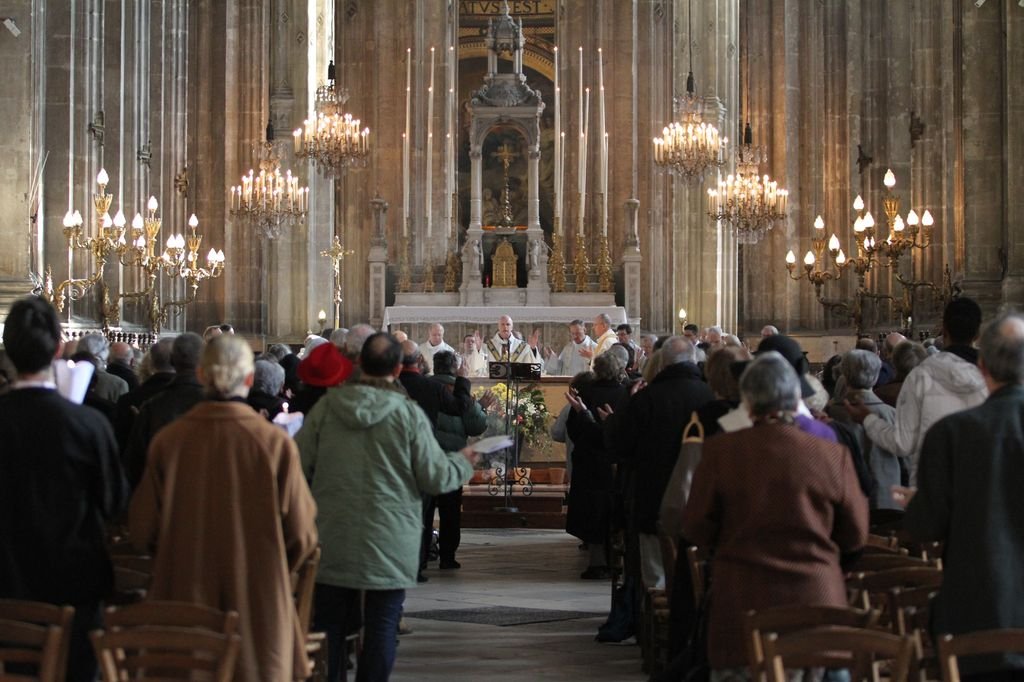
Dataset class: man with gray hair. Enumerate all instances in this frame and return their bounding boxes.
[587,313,618,366]
[608,335,713,590]
[114,339,176,450]
[343,323,377,361]
[328,328,349,351]
[78,333,130,402]
[899,314,1024,678]
[247,359,287,420]
[107,341,140,392]
[123,332,205,488]
[419,323,454,375]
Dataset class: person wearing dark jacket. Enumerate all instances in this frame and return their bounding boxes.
[900,313,1024,678]
[606,335,714,590]
[247,359,288,420]
[426,350,490,569]
[123,332,205,488]
[0,297,129,682]
[565,352,629,579]
[113,338,176,451]
[398,340,473,581]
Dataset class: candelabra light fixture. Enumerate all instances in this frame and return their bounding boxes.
[229,123,309,240]
[707,123,789,244]
[652,0,726,181]
[785,168,944,335]
[44,170,226,333]
[294,62,371,176]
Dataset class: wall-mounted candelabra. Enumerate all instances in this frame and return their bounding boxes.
[786,168,947,335]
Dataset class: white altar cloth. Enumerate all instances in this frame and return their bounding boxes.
[382,305,628,328]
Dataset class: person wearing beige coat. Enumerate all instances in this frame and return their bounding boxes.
[130,336,319,682]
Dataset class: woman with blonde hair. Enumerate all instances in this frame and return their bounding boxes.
[130,335,319,682]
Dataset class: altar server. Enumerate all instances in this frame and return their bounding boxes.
[544,319,598,376]
[419,323,454,374]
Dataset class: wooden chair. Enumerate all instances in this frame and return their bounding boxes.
[0,600,74,681]
[104,601,239,636]
[850,566,943,613]
[292,547,329,682]
[846,552,934,577]
[937,630,1024,682]
[91,626,241,682]
[866,533,902,551]
[888,585,941,681]
[743,606,880,682]
[685,546,710,605]
[0,618,67,682]
[761,625,916,682]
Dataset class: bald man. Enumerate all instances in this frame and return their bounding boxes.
[481,315,543,367]
[420,323,454,375]
[579,313,618,368]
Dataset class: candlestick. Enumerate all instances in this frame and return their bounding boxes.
[426,47,435,239]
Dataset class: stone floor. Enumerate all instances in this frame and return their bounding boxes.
[391,529,646,681]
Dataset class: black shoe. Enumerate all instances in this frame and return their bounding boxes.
[417,572,429,583]
[439,559,461,570]
[580,566,613,580]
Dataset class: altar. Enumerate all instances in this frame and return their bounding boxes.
[382,305,627,328]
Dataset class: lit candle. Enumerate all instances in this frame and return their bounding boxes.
[578,87,590,235]
[426,46,435,239]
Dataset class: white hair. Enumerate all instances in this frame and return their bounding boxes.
[201,336,254,399]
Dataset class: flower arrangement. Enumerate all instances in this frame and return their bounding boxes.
[472,382,551,449]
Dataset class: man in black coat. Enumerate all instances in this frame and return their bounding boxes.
[901,313,1024,677]
[107,341,141,392]
[397,340,473,426]
[0,297,129,681]
[397,340,473,581]
[113,338,176,451]
[607,335,713,590]
[123,332,205,488]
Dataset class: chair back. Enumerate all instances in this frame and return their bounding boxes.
[847,553,934,575]
[762,625,915,682]
[851,566,943,612]
[292,546,322,636]
[104,601,239,636]
[685,546,710,604]
[0,618,66,682]
[91,626,240,682]
[0,600,74,681]
[937,629,1024,682]
[744,606,879,682]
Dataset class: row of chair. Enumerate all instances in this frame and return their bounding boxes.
[0,546,330,681]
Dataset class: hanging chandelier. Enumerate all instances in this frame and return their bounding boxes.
[229,122,309,240]
[706,122,789,244]
[652,0,725,181]
[294,61,370,176]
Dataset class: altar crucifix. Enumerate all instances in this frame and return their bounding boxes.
[492,141,519,227]
[320,234,356,327]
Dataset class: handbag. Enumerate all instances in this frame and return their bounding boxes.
[658,412,705,538]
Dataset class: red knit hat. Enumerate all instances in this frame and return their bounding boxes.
[297,343,353,387]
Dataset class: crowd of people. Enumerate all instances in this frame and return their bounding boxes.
[1,294,1023,682]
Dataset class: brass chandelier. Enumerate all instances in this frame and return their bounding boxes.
[652,0,725,180]
[706,123,789,244]
[293,61,370,176]
[229,123,309,240]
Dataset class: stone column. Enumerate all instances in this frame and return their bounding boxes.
[368,195,388,328]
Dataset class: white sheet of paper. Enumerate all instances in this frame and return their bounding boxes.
[274,411,305,437]
[470,435,515,455]
[53,360,94,404]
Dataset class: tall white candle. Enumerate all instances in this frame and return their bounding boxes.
[448,44,456,239]
[426,46,435,239]
[598,47,607,235]
[403,48,411,237]
[554,46,561,228]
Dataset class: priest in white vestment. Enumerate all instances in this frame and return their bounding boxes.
[588,313,619,367]
[543,319,598,376]
[481,315,544,368]
[419,323,454,374]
